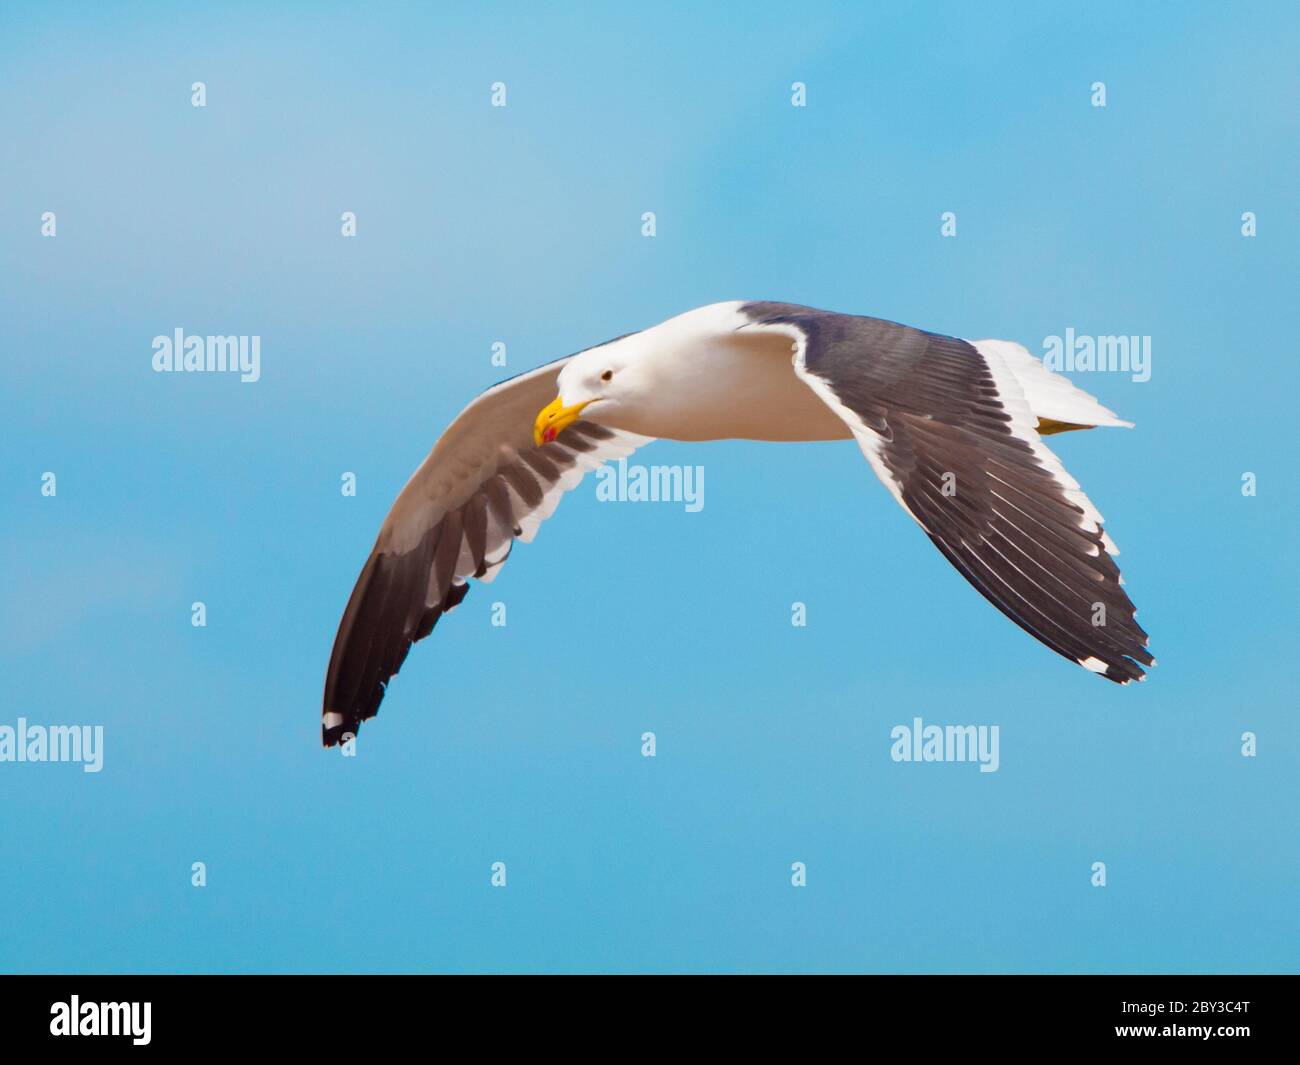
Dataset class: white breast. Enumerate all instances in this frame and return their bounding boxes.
[606,303,852,443]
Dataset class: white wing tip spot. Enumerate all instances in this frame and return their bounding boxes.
[1079,656,1108,674]
[323,711,344,728]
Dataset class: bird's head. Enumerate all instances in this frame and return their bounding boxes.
[534,342,643,445]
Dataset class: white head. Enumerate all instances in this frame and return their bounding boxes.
[532,302,752,445]
[531,338,649,444]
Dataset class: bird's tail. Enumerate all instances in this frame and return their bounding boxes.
[972,339,1134,434]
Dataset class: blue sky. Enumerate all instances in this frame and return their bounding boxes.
[1,1,1297,973]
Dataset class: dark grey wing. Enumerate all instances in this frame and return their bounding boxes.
[741,302,1154,684]
[323,359,651,746]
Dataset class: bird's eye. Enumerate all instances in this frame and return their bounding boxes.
[600,370,614,382]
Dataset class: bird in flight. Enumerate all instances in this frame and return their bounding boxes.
[322,301,1153,746]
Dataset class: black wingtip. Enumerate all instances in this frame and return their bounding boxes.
[321,547,474,750]
[321,719,353,748]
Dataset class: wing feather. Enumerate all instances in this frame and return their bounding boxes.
[740,302,1154,685]
[322,359,651,745]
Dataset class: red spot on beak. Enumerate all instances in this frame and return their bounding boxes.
[542,426,557,443]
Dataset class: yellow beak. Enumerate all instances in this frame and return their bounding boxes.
[533,395,590,446]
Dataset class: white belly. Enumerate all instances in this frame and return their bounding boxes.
[641,332,853,443]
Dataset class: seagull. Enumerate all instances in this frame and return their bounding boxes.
[322,301,1153,746]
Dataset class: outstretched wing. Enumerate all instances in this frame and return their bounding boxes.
[323,359,651,745]
[741,302,1154,684]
